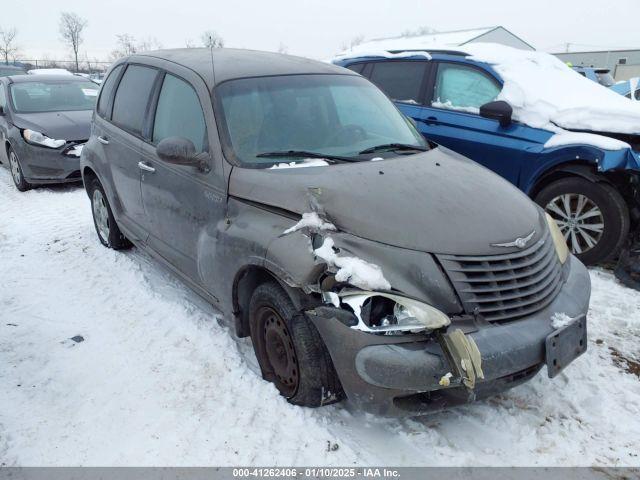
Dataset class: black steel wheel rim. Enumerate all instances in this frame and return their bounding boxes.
[260,306,298,397]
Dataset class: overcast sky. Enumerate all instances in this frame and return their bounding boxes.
[4,0,640,63]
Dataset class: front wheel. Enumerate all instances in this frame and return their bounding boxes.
[8,148,31,192]
[535,177,629,265]
[249,281,343,407]
[88,178,132,250]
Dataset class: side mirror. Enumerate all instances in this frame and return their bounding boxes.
[479,100,512,127]
[156,136,210,172]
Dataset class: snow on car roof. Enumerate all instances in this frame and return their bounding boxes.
[27,68,74,75]
[334,42,640,136]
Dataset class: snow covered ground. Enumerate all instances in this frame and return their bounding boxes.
[0,167,639,467]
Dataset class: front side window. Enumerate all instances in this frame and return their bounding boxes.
[0,85,6,109]
[97,64,123,118]
[368,61,427,104]
[216,74,425,167]
[9,80,99,113]
[111,65,157,135]
[152,74,207,153]
[432,63,500,111]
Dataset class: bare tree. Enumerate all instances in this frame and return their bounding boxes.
[185,39,197,48]
[277,42,288,54]
[59,12,87,72]
[201,30,224,49]
[109,33,137,60]
[340,34,364,52]
[400,26,438,38]
[137,37,162,52]
[0,26,19,65]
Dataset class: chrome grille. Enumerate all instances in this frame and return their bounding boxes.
[438,233,563,322]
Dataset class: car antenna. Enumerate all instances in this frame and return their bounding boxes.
[208,35,216,85]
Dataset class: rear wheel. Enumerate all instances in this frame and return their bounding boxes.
[535,177,629,265]
[8,148,31,192]
[249,281,342,407]
[88,178,132,250]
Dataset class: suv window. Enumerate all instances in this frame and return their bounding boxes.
[112,65,157,135]
[97,64,123,118]
[0,84,6,109]
[433,63,500,111]
[346,63,365,74]
[152,74,207,152]
[368,61,427,104]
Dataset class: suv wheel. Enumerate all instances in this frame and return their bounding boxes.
[249,281,343,407]
[8,148,31,192]
[88,178,132,250]
[535,177,629,265]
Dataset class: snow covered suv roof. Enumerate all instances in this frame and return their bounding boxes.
[334,42,640,137]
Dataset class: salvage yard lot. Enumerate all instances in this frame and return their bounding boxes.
[0,167,639,466]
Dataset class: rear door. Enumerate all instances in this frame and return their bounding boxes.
[139,66,225,285]
[364,59,431,126]
[96,64,159,240]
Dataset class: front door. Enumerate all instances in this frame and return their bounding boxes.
[140,71,226,285]
[413,61,543,186]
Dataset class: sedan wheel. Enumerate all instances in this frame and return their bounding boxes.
[92,189,111,244]
[546,193,604,255]
[8,149,30,191]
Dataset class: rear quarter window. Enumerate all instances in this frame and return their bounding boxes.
[97,65,124,118]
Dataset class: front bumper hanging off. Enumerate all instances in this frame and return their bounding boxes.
[307,255,591,417]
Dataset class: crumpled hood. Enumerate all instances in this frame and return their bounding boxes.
[12,110,92,141]
[229,147,546,256]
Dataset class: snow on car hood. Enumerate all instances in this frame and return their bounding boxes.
[12,110,92,141]
[335,42,640,135]
[229,147,546,256]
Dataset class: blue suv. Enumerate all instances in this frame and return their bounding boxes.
[334,50,640,266]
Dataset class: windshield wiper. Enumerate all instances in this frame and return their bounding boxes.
[256,150,362,163]
[359,143,428,154]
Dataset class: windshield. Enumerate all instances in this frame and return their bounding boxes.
[10,80,99,113]
[216,74,426,166]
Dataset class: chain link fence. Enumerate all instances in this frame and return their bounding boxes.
[4,58,112,74]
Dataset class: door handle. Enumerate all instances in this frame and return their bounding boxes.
[424,116,438,125]
[138,161,155,173]
[97,136,109,145]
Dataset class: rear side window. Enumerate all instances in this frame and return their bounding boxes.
[97,65,123,118]
[368,61,427,104]
[433,63,500,111]
[346,63,365,74]
[152,74,207,152]
[111,65,157,135]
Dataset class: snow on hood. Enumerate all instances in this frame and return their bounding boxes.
[334,42,640,136]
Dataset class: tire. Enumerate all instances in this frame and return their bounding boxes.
[88,177,132,250]
[8,148,31,192]
[249,281,343,407]
[535,177,629,265]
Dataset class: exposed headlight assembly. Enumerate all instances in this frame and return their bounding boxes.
[545,213,569,264]
[328,290,451,334]
[22,129,66,149]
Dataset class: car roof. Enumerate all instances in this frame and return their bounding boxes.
[6,74,95,83]
[131,48,354,88]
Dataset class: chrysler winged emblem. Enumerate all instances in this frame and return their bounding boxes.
[491,230,535,249]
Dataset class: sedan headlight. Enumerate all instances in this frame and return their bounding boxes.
[333,290,451,334]
[546,213,569,264]
[22,129,66,149]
